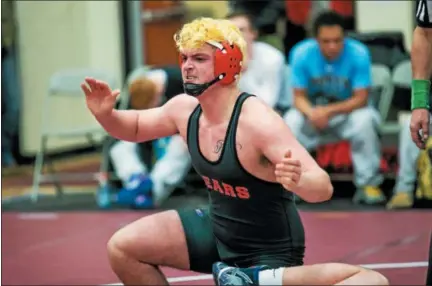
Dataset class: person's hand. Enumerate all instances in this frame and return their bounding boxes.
[307,106,331,130]
[81,77,120,118]
[275,150,302,190]
[410,108,430,149]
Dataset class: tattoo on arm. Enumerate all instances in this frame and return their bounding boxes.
[213,140,243,153]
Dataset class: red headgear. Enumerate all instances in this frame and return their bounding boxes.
[207,40,243,85]
[179,40,244,96]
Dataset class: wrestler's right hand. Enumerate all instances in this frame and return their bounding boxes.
[81,77,120,118]
[410,108,430,149]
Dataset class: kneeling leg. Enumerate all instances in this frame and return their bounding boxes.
[107,210,189,285]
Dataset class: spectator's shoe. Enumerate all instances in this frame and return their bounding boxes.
[386,192,413,209]
[116,173,154,209]
[212,262,269,286]
[353,186,386,205]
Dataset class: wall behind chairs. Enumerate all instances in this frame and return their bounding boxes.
[16,1,124,156]
[183,1,229,19]
[355,1,415,51]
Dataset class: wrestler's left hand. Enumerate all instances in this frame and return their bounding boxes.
[275,150,302,190]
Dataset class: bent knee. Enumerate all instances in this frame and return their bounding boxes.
[107,229,128,260]
[351,109,379,128]
[107,226,143,261]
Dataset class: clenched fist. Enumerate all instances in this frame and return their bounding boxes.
[275,150,302,190]
[81,77,120,118]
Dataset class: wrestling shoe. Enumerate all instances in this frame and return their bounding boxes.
[212,262,269,286]
[116,173,154,209]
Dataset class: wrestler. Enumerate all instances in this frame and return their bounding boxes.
[82,17,388,286]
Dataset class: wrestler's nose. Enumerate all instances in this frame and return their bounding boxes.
[182,58,194,70]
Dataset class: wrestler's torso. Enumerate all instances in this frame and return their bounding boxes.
[182,92,305,264]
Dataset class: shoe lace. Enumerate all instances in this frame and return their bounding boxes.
[224,268,254,285]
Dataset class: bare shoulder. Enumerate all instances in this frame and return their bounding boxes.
[241,96,286,134]
[163,94,199,133]
[164,94,199,118]
[165,93,198,109]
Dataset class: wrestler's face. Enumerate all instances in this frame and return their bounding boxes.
[317,25,344,60]
[180,44,215,85]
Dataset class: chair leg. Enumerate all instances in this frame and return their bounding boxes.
[46,154,64,198]
[31,136,48,202]
[99,136,115,173]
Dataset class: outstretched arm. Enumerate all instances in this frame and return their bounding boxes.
[82,77,181,143]
[95,107,178,143]
[251,99,333,203]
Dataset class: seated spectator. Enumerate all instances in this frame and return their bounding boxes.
[99,65,188,209]
[229,10,286,107]
[106,11,286,209]
[387,117,432,209]
[228,0,285,52]
[283,11,385,205]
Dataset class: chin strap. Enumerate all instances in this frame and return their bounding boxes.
[183,75,224,97]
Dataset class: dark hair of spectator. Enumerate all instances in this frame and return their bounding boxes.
[225,10,257,31]
[313,11,346,36]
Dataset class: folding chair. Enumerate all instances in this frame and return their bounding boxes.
[392,60,411,88]
[392,59,412,109]
[31,68,118,202]
[370,64,399,135]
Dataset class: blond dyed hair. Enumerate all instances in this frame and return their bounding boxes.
[174,17,248,62]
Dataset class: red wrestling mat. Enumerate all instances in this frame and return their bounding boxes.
[2,210,431,285]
